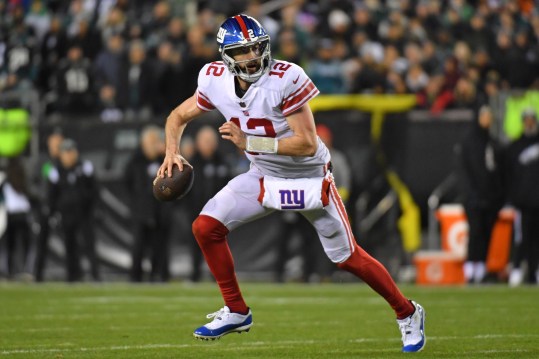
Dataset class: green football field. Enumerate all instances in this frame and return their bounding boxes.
[0,283,538,358]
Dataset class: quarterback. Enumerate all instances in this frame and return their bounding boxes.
[158,14,426,352]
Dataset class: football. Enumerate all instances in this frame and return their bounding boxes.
[153,160,194,201]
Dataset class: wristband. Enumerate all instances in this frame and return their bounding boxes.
[246,136,278,154]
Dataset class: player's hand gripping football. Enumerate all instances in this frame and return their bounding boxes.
[157,152,185,178]
[219,121,246,151]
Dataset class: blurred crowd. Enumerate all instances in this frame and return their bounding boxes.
[1,0,539,121]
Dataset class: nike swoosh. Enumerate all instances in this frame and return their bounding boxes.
[292,75,300,84]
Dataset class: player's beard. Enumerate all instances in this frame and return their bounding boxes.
[238,58,261,74]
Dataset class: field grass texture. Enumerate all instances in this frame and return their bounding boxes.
[1,283,538,358]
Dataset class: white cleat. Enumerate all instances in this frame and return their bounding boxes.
[193,306,253,340]
[397,301,426,353]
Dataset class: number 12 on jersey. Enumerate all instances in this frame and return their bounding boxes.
[230,117,276,155]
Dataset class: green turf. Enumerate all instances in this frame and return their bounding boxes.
[0,283,538,358]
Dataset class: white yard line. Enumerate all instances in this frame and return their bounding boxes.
[1,334,538,355]
[351,333,539,343]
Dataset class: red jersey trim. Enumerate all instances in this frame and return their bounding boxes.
[196,90,215,112]
[281,82,319,116]
[283,78,310,102]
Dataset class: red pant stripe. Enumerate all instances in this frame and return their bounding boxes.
[329,182,355,256]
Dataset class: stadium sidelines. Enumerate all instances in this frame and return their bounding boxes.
[2,334,537,356]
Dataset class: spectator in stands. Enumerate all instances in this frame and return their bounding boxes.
[452,77,478,110]
[465,14,494,55]
[274,29,302,65]
[125,126,171,282]
[441,56,461,92]
[405,64,429,93]
[180,25,217,97]
[492,31,512,87]
[24,0,51,42]
[443,6,467,41]
[65,0,92,38]
[99,6,127,43]
[188,126,231,282]
[47,139,100,282]
[326,9,354,45]
[98,84,123,122]
[3,0,539,110]
[197,8,220,43]
[155,43,188,114]
[459,106,504,284]
[38,16,68,93]
[54,45,95,115]
[121,40,154,121]
[383,45,407,76]
[387,70,408,94]
[1,5,37,89]
[35,129,64,281]
[307,38,345,94]
[378,10,407,52]
[506,31,537,89]
[68,18,102,61]
[279,3,308,54]
[1,157,32,279]
[94,33,125,99]
[505,109,539,286]
[126,22,145,43]
[415,0,442,36]
[353,5,378,41]
[421,40,442,75]
[350,45,386,94]
[144,0,172,49]
[165,17,187,54]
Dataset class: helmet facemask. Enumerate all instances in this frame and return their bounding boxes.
[220,36,271,83]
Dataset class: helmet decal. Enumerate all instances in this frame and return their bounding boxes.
[234,15,252,41]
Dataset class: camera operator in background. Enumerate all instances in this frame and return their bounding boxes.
[505,109,539,286]
[47,139,100,282]
[125,126,171,282]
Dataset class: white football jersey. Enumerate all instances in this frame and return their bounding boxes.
[196,59,330,179]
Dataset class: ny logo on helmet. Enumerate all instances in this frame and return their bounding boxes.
[217,27,227,43]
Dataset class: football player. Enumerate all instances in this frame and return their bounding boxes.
[158,14,426,352]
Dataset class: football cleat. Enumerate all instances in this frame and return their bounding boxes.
[397,301,426,353]
[193,306,253,340]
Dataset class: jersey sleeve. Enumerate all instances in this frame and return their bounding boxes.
[280,63,320,117]
[196,63,216,112]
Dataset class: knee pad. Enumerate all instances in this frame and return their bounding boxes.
[192,215,229,244]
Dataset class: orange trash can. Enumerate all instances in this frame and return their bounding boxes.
[435,204,515,273]
[436,204,469,258]
[414,251,465,285]
[486,208,515,273]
